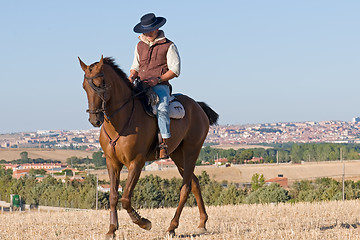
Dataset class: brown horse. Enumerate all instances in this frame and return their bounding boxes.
[78,56,218,238]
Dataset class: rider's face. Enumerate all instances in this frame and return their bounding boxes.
[143,29,159,42]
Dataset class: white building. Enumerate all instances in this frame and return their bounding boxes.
[145,159,176,171]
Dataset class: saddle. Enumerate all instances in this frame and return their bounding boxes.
[133,80,185,119]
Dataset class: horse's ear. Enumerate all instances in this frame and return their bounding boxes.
[99,55,104,67]
[78,57,87,72]
[93,55,104,73]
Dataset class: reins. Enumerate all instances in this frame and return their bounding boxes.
[85,72,148,154]
[106,89,147,120]
[102,97,135,154]
[85,73,147,120]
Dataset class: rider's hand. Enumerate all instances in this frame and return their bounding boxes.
[128,70,138,83]
[128,75,136,83]
[143,77,160,87]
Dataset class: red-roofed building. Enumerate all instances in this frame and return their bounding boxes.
[244,157,264,164]
[3,164,21,171]
[1,163,67,171]
[214,158,228,165]
[13,169,31,179]
[266,176,288,188]
[20,163,66,170]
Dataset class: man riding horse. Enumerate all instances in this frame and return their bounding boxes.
[128,13,181,159]
[79,12,218,238]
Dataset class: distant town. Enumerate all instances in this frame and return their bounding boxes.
[2,118,360,150]
[207,118,360,145]
[0,129,101,150]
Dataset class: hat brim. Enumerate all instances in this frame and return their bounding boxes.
[133,17,166,33]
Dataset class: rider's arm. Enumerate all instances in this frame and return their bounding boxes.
[129,45,140,82]
[159,70,177,82]
[166,43,181,78]
[157,43,180,83]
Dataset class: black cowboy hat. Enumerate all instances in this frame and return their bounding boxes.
[133,13,166,33]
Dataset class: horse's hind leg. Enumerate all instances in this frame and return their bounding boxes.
[191,174,208,232]
[168,148,206,236]
[167,164,194,236]
[106,160,123,238]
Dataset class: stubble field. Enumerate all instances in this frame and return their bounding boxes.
[1,200,360,240]
[0,149,92,162]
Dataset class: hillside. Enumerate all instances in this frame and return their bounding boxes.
[94,160,360,184]
[0,148,93,163]
[2,148,360,185]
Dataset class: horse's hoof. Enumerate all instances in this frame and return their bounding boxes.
[105,224,117,239]
[104,233,115,240]
[166,230,176,238]
[137,218,152,230]
[196,227,207,234]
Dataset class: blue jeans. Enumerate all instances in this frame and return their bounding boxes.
[152,85,171,139]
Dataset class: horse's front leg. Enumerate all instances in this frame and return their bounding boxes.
[105,160,123,238]
[120,162,152,230]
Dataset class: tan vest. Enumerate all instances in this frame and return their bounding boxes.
[137,38,172,86]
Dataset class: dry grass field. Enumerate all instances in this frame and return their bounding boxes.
[0,148,93,163]
[1,200,360,239]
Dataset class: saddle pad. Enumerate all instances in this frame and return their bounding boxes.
[152,96,185,119]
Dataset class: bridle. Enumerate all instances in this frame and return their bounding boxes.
[84,68,151,153]
[85,72,134,120]
[84,72,146,120]
[84,70,143,153]
[85,73,106,115]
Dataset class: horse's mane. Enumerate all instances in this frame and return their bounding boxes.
[103,57,134,90]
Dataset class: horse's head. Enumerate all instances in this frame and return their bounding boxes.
[79,56,106,127]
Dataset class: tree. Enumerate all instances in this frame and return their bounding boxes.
[238,150,254,163]
[251,173,265,191]
[347,149,360,160]
[92,151,106,167]
[63,169,73,177]
[216,184,245,205]
[0,165,12,177]
[290,144,302,163]
[246,183,290,204]
[20,151,29,162]
[198,171,223,205]
[328,151,337,161]
[29,169,46,176]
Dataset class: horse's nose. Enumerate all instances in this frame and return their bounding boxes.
[88,113,103,127]
[88,118,101,127]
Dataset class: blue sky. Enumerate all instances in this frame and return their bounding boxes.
[1,1,359,133]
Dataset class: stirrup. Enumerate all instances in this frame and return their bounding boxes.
[159,143,169,159]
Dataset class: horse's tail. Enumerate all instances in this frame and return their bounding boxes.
[197,102,219,126]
